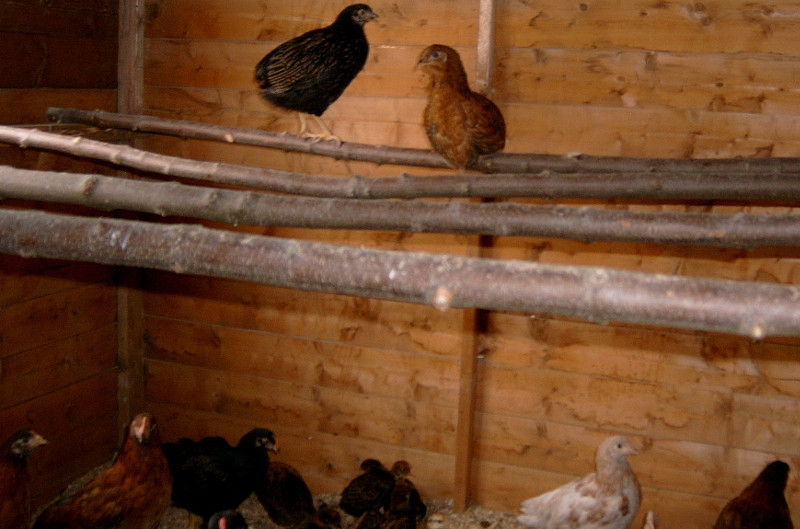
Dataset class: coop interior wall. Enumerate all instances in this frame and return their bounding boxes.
[2,2,800,529]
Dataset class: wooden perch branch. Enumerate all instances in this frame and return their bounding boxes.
[47,107,800,175]
[4,125,800,201]
[2,165,800,249]
[1,208,798,339]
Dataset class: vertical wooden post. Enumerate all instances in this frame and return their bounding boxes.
[475,0,498,94]
[116,0,145,436]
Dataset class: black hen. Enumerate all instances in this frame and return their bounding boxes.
[255,4,378,144]
[163,428,278,527]
[0,429,47,529]
[713,460,793,529]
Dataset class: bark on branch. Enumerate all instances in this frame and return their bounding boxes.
[1,165,799,249]
[47,107,800,175]
[4,125,800,201]
[1,208,798,339]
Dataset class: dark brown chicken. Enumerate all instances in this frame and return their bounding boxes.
[416,44,506,170]
[297,506,342,529]
[339,459,396,517]
[0,429,47,529]
[32,413,171,529]
[256,461,315,527]
[712,460,793,529]
[387,462,426,523]
[255,4,378,144]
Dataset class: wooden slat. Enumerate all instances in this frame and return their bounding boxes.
[0,89,116,125]
[0,324,117,409]
[118,0,144,112]
[0,282,117,358]
[117,268,144,437]
[142,272,465,357]
[0,0,117,38]
[0,256,113,307]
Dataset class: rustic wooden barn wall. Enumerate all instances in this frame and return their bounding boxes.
[0,0,118,124]
[138,1,800,528]
[0,0,121,510]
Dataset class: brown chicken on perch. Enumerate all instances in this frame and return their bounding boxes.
[32,413,172,529]
[0,429,47,529]
[517,436,641,529]
[255,4,378,145]
[416,44,506,171]
[712,460,793,529]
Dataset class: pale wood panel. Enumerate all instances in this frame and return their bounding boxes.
[144,0,480,47]
[142,273,465,357]
[0,324,117,410]
[145,360,458,454]
[0,89,116,125]
[143,317,460,405]
[496,0,800,55]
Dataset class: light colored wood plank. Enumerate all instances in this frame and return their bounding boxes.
[142,273,465,356]
[143,316,460,404]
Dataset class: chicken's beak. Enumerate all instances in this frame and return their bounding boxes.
[29,432,48,449]
[269,440,280,455]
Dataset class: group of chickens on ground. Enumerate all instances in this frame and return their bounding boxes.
[255,4,506,171]
[1,417,794,529]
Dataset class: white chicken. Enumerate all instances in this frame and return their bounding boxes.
[517,435,641,529]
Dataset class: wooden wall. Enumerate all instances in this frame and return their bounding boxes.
[0,0,120,510]
[140,1,800,528]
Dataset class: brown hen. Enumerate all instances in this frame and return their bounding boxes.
[32,413,172,529]
[416,44,506,171]
[0,429,47,529]
[712,460,793,529]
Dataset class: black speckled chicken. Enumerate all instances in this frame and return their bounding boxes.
[32,413,171,529]
[712,460,793,529]
[517,436,640,529]
[0,429,47,529]
[255,4,378,144]
[163,428,278,527]
[416,44,506,171]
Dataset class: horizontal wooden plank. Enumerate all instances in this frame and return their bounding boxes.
[0,88,116,125]
[0,33,117,88]
[142,272,465,356]
[0,0,117,39]
[496,1,800,55]
[145,360,458,454]
[143,317,460,404]
[0,281,117,357]
[144,0,480,47]
[0,255,114,307]
[0,324,117,410]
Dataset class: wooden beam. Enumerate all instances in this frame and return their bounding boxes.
[475,0,498,94]
[117,0,144,113]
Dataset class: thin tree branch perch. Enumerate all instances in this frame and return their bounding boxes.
[4,125,800,202]
[47,107,800,175]
[2,165,800,249]
[1,208,799,339]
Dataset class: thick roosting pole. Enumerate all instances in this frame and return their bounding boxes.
[47,107,800,175]
[1,208,799,339]
[4,125,800,201]
[3,165,800,249]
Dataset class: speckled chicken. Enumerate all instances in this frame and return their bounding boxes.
[712,460,793,529]
[517,436,641,529]
[208,510,248,529]
[416,44,506,170]
[163,428,278,527]
[255,4,378,144]
[32,413,171,529]
[256,460,315,527]
[387,461,426,522]
[0,429,47,529]
[339,459,396,517]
